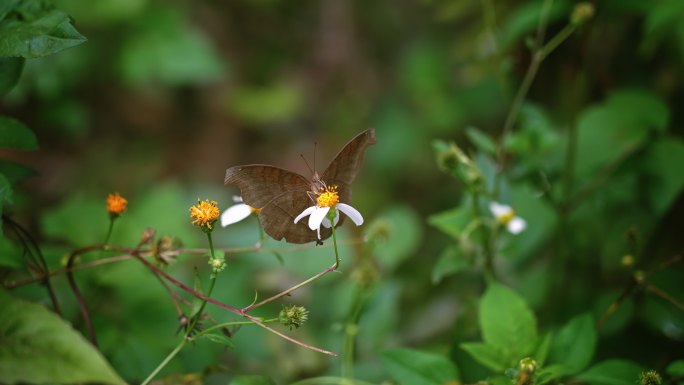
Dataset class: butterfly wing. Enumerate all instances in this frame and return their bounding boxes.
[225,165,330,243]
[321,128,376,187]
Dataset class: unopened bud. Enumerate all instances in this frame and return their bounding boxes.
[621,254,635,267]
[571,2,594,25]
[209,257,226,273]
[640,370,662,385]
[519,357,537,373]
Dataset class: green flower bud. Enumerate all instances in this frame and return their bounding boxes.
[640,370,662,385]
[279,305,309,330]
[571,2,595,25]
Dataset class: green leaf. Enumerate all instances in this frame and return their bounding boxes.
[200,332,234,348]
[0,173,12,234]
[536,364,572,385]
[229,375,275,385]
[533,332,552,366]
[643,138,684,216]
[428,206,472,239]
[432,244,471,284]
[0,116,38,150]
[548,313,596,373]
[667,360,684,377]
[480,283,538,364]
[0,236,23,268]
[460,342,509,372]
[0,289,126,385]
[381,348,460,385]
[0,1,87,58]
[0,57,24,97]
[577,360,644,385]
[0,160,37,185]
[466,126,497,155]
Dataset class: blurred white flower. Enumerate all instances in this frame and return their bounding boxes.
[489,202,526,234]
[221,196,260,227]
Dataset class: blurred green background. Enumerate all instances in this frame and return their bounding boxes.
[1,0,684,384]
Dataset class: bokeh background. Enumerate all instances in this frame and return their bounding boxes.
[2,0,684,384]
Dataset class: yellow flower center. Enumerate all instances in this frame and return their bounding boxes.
[106,192,128,215]
[497,210,516,225]
[316,185,339,208]
[249,206,262,214]
[190,198,220,229]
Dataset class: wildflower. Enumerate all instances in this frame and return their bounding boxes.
[209,257,226,273]
[106,192,128,217]
[293,185,363,239]
[221,196,261,227]
[190,199,220,231]
[279,305,309,330]
[489,202,526,234]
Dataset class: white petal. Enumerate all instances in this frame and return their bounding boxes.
[221,204,253,227]
[337,203,364,226]
[232,195,244,203]
[489,201,511,217]
[507,217,527,234]
[308,206,329,231]
[294,206,316,224]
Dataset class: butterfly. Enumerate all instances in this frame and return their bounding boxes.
[224,129,376,244]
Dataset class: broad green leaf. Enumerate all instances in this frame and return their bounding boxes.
[0,57,24,97]
[381,348,460,385]
[480,283,538,364]
[230,375,275,385]
[0,289,126,385]
[0,1,87,58]
[428,206,472,239]
[536,364,572,385]
[372,205,422,270]
[574,90,668,180]
[0,160,37,185]
[533,332,552,366]
[432,244,471,283]
[460,342,508,372]
[0,116,38,150]
[548,313,596,373]
[577,360,644,385]
[466,126,497,155]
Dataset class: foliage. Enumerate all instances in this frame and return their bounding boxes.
[1,0,683,384]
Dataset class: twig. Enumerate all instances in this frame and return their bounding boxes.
[66,244,106,347]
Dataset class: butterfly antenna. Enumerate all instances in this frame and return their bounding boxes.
[299,153,314,175]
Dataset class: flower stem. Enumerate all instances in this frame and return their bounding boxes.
[143,231,220,384]
[103,217,115,247]
[331,224,341,269]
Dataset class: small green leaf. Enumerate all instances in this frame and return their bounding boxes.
[536,364,572,385]
[577,360,644,385]
[533,332,552,366]
[460,342,509,372]
[200,332,234,348]
[0,116,38,150]
[381,348,460,385]
[480,283,538,365]
[0,57,24,97]
[432,244,471,283]
[0,289,126,385]
[229,375,275,385]
[466,126,497,155]
[548,313,596,373]
[0,2,87,58]
[428,206,472,239]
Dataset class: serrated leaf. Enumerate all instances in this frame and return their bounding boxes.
[0,289,126,385]
[577,360,644,385]
[201,332,234,348]
[0,116,38,150]
[0,2,87,58]
[480,283,538,365]
[460,342,509,372]
[548,313,596,373]
[381,348,460,385]
[229,375,275,385]
[0,57,24,97]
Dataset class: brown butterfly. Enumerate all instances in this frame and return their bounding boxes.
[224,129,376,244]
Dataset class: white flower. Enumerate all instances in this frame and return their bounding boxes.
[293,186,364,239]
[221,196,258,227]
[489,202,526,234]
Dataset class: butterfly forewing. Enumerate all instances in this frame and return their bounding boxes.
[224,165,310,208]
[321,129,376,186]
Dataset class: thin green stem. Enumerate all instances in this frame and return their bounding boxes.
[103,217,115,246]
[206,231,216,260]
[193,318,279,339]
[141,339,186,385]
[342,286,367,381]
[331,223,341,269]
[472,191,496,282]
[540,24,577,60]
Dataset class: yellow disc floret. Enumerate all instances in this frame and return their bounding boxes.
[497,209,516,225]
[190,198,220,230]
[316,185,339,208]
[106,192,128,215]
